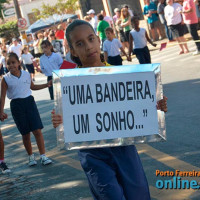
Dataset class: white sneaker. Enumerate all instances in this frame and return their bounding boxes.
[40,155,52,165]
[29,154,37,166]
[193,50,200,56]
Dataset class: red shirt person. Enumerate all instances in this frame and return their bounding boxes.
[55,24,65,40]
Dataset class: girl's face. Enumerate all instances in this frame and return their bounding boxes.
[132,19,139,29]
[41,44,52,56]
[7,57,20,74]
[70,25,101,67]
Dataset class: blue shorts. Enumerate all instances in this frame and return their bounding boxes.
[10,95,43,135]
[78,145,150,200]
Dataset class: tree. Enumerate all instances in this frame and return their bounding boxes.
[32,0,79,20]
[0,0,9,19]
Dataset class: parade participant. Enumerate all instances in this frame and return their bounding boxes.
[52,20,168,200]
[103,27,130,65]
[0,50,8,74]
[100,10,113,27]
[165,0,190,54]
[182,0,200,55]
[0,53,52,166]
[21,47,35,81]
[39,40,63,100]
[143,0,162,41]
[129,16,157,64]
[8,38,22,59]
[0,113,11,174]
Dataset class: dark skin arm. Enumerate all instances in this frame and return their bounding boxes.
[128,33,134,58]
[145,31,157,47]
[0,78,8,121]
[30,79,52,90]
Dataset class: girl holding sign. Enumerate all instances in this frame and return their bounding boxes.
[52,20,167,200]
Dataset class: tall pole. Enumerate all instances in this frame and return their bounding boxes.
[13,0,27,45]
[13,0,22,18]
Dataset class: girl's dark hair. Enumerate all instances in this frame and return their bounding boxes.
[7,52,21,70]
[41,40,54,52]
[65,20,97,66]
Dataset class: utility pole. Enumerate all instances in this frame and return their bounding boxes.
[13,0,27,45]
[13,0,22,18]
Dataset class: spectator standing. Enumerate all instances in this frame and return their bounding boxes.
[87,9,98,33]
[164,0,189,54]
[182,0,200,55]
[123,5,134,17]
[55,24,65,40]
[144,0,162,41]
[157,0,174,41]
[121,7,131,51]
[27,34,34,56]
[97,14,110,49]
[113,8,121,23]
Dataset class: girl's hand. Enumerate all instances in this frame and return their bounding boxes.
[157,96,168,112]
[47,80,52,87]
[36,68,42,73]
[152,43,157,47]
[51,109,63,128]
[0,112,8,121]
[127,56,132,61]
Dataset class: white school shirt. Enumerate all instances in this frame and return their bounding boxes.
[40,52,63,76]
[4,70,32,99]
[21,53,33,65]
[103,38,122,57]
[130,28,147,49]
[0,56,6,68]
[9,44,22,58]
[164,3,182,26]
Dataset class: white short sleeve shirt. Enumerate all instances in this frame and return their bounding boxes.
[103,38,122,57]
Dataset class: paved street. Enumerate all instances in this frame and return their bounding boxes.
[1,39,200,200]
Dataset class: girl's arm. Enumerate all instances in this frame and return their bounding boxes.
[0,78,8,121]
[120,47,131,61]
[128,33,134,58]
[145,31,157,47]
[30,79,52,90]
[104,51,108,62]
[121,17,131,27]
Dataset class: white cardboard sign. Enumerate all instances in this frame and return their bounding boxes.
[61,71,158,143]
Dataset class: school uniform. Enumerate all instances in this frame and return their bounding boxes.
[4,70,43,135]
[130,28,151,64]
[77,63,150,200]
[103,38,123,66]
[21,53,35,74]
[40,52,63,100]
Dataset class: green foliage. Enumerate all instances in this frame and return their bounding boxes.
[0,21,19,40]
[32,0,79,19]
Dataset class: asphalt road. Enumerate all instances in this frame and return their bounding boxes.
[1,39,200,200]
